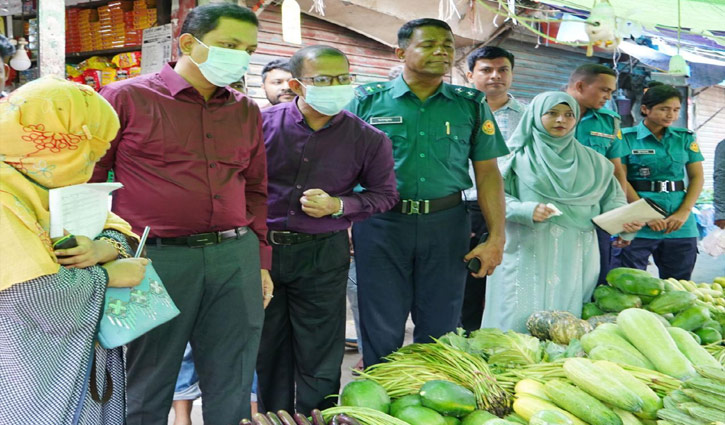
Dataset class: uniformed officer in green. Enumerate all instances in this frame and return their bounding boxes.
[347,18,509,367]
[566,63,628,285]
[615,84,704,279]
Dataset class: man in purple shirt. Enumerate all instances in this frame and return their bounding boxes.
[91,4,272,424]
[257,45,398,414]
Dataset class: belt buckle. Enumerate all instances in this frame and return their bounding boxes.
[404,199,430,215]
[659,181,670,193]
[269,230,292,245]
[187,232,218,247]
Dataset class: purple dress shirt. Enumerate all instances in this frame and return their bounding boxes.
[263,99,398,233]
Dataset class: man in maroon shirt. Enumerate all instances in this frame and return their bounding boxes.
[91,4,272,424]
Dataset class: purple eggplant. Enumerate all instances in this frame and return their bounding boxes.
[310,409,326,425]
[266,412,283,425]
[293,412,312,425]
[276,410,297,425]
[333,414,361,425]
[252,413,274,425]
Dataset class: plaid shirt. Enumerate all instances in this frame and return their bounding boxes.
[464,94,526,201]
[715,140,725,221]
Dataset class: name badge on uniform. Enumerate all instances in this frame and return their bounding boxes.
[590,131,615,139]
[370,116,403,125]
[639,167,651,178]
[632,149,656,155]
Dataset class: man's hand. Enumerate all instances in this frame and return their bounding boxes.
[646,218,667,232]
[300,189,341,218]
[533,203,556,222]
[663,210,689,234]
[261,269,274,309]
[716,219,725,229]
[55,235,119,268]
[463,235,504,278]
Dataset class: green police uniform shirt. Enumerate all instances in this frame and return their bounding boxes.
[621,121,704,239]
[347,76,509,200]
[576,107,627,159]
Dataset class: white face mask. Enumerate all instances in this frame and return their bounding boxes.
[189,37,251,87]
[301,84,355,116]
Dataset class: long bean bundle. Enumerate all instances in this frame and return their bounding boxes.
[320,407,409,425]
[357,340,511,416]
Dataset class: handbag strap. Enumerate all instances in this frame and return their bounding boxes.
[89,350,113,404]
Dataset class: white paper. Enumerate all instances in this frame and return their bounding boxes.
[141,24,173,75]
[593,198,666,235]
[546,203,563,217]
[49,183,123,239]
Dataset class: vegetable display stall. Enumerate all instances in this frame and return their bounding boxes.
[242,269,725,425]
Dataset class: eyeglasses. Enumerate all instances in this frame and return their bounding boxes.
[298,74,355,86]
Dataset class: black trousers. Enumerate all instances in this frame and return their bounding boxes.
[460,201,488,333]
[256,231,350,415]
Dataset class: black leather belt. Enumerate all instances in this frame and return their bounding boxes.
[149,227,248,248]
[391,192,462,215]
[268,230,340,246]
[629,180,685,193]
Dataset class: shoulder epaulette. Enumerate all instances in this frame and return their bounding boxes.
[670,126,695,134]
[597,107,621,120]
[621,126,638,135]
[355,81,392,98]
[448,84,485,103]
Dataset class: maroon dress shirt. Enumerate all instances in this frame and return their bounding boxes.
[91,63,272,268]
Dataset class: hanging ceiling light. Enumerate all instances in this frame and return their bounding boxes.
[281,0,302,45]
[668,0,689,76]
[9,37,31,71]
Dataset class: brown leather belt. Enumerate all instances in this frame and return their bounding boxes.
[391,192,462,215]
[148,227,248,248]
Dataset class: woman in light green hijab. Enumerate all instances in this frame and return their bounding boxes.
[482,91,639,332]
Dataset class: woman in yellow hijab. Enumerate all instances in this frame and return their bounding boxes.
[0,76,149,424]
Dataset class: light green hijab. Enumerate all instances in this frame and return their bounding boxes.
[500,91,613,206]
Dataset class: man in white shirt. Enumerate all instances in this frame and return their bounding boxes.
[461,46,525,332]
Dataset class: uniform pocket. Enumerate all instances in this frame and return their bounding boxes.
[435,123,470,163]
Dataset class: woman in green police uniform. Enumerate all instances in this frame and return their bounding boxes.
[615,85,704,279]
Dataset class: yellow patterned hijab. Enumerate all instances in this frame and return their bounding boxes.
[0,76,135,290]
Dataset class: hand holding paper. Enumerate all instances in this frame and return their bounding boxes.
[593,198,666,235]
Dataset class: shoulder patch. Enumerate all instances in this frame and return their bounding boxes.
[482,120,496,135]
[690,141,700,153]
[617,129,623,140]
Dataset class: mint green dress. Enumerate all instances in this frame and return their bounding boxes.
[482,92,628,333]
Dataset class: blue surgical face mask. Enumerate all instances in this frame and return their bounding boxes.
[301,83,355,116]
[189,37,251,87]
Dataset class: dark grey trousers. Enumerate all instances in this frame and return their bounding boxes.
[256,231,349,416]
[125,231,263,425]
